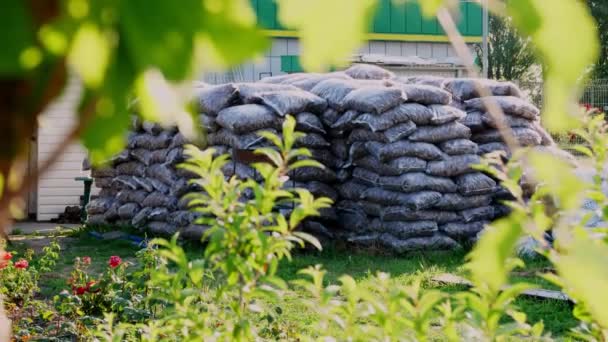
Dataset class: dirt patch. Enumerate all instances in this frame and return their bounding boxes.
[9,235,76,254]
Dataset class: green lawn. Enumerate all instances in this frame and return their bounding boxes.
[9,228,578,337]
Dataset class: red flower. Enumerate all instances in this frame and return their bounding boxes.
[85,280,100,293]
[82,256,91,265]
[2,252,12,260]
[14,259,28,269]
[108,256,121,268]
[75,286,86,295]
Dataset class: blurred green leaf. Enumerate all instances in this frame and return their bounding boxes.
[416,0,448,17]
[277,0,377,71]
[554,240,608,327]
[119,0,201,80]
[68,22,112,88]
[528,151,587,210]
[0,0,37,75]
[134,69,197,139]
[81,44,135,164]
[467,217,523,293]
[195,0,268,70]
[507,0,599,132]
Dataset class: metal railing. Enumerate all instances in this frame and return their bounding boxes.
[518,80,608,151]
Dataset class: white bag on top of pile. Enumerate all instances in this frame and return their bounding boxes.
[404,75,447,88]
[344,63,395,80]
[235,83,299,102]
[286,72,352,91]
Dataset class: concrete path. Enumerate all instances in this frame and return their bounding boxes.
[10,221,80,235]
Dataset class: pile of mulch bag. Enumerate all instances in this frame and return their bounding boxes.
[87,64,569,252]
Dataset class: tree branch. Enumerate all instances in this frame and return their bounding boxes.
[436,8,520,152]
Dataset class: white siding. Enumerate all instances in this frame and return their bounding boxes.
[36,75,96,221]
[202,39,468,84]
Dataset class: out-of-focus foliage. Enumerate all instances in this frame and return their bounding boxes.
[277,0,377,71]
[476,13,537,82]
[506,0,599,132]
[0,0,269,165]
[586,0,608,80]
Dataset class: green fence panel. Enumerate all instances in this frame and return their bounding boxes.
[456,1,468,35]
[281,55,303,73]
[373,0,392,33]
[257,0,276,29]
[466,2,483,36]
[390,1,407,34]
[253,0,482,37]
[405,2,422,34]
[421,16,438,34]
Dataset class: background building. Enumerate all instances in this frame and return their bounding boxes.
[203,0,483,84]
[31,0,484,221]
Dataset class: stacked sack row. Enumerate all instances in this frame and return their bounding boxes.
[86,64,565,252]
[263,65,501,252]
[86,119,210,240]
[405,75,574,203]
[198,79,348,239]
[86,78,350,240]
[406,76,554,155]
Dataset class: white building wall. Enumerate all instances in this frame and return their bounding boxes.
[202,38,466,84]
[36,75,98,221]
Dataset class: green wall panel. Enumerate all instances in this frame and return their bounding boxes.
[390,1,406,33]
[374,0,391,33]
[405,2,422,34]
[456,1,468,34]
[256,0,276,29]
[254,0,483,37]
[421,16,438,34]
[466,3,483,36]
[281,55,303,73]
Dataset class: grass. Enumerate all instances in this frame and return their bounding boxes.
[8,227,578,337]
